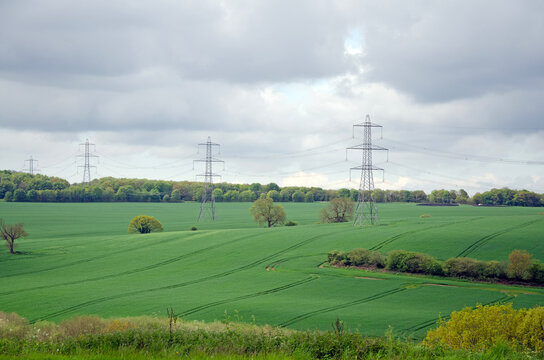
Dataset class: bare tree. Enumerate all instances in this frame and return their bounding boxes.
[1,218,28,254]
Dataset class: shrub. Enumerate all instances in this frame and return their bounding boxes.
[386,250,441,275]
[347,248,371,266]
[190,226,197,231]
[507,249,533,280]
[516,307,544,351]
[368,251,387,268]
[423,304,521,351]
[445,257,482,279]
[284,220,298,226]
[59,316,106,338]
[128,215,163,234]
[528,262,544,283]
[424,303,544,352]
[327,250,348,266]
[482,260,507,279]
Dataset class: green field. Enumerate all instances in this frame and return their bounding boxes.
[0,202,543,339]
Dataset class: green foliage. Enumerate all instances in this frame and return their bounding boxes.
[507,249,533,280]
[284,220,298,226]
[387,250,443,275]
[127,215,163,234]
[424,304,544,352]
[319,197,354,223]
[250,198,286,227]
[190,226,197,231]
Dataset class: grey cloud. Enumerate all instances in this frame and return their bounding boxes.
[360,1,544,103]
[0,1,354,84]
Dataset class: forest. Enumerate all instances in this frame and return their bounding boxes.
[0,170,542,206]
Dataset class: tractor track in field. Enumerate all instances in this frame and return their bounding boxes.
[31,228,354,323]
[0,233,258,297]
[178,276,319,317]
[277,287,408,328]
[369,217,484,251]
[3,232,213,278]
[265,254,323,271]
[402,293,512,333]
[456,218,542,258]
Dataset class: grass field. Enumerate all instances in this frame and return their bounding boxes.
[0,202,543,339]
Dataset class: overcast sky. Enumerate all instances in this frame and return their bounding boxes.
[1,0,543,195]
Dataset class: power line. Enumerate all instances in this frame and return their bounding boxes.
[382,138,544,165]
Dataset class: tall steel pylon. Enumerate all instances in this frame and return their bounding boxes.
[346,114,388,226]
[77,139,98,185]
[24,156,39,175]
[193,137,224,221]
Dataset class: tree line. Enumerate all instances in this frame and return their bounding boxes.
[0,170,542,206]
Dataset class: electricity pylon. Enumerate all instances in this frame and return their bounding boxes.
[24,156,39,175]
[346,114,388,226]
[193,137,224,221]
[77,139,98,185]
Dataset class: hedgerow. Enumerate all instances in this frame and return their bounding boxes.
[326,249,543,284]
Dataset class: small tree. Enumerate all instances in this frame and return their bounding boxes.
[507,249,533,280]
[128,215,163,234]
[320,197,354,223]
[250,198,286,228]
[1,218,27,254]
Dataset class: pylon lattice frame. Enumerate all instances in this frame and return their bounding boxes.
[193,136,224,221]
[346,114,388,226]
[24,156,39,175]
[77,139,98,185]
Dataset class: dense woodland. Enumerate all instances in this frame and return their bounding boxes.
[0,170,542,206]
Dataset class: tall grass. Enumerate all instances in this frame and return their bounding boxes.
[0,312,540,359]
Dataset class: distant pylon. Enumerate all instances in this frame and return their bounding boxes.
[193,137,224,221]
[77,139,98,185]
[346,114,388,226]
[24,156,39,175]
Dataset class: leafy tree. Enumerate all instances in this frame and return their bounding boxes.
[507,249,533,280]
[292,190,305,202]
[336,188,350,198]
[320,197,354,223]
[279,189,292,202]
[170,189,182,202]
[265,182,280,192]
[128,215,163,234]
[249,183,262,193]
[223,190,240,202]
[26,189,38,202]
[240,190,257,202]
[250,198,286,228]
[212,188,223,202]
[115,185,135,202]
[13,189,27,202]
[513,190,541,207]
[91,186,103,202]
[372,189,385,203]
[266,190,280,201]
[304,192,314,202]
[1,218,27,254]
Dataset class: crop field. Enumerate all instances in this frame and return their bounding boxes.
[0,202,543,339]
